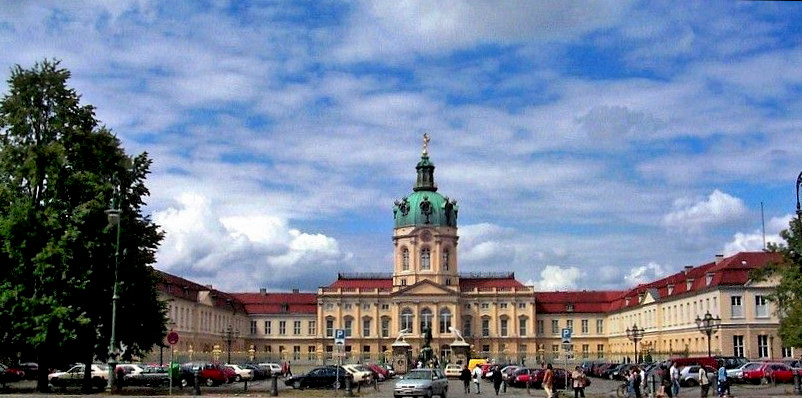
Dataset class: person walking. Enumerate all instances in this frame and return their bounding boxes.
[543,364,554,398]
[571,366,586,398]
[460,365,472,394]
[661,364,673,398]
[670,362,680,397]
[639,366,648,397]
[699,366,711,397]
[473,363,483,394]
[717,364,729,398]
[492,365,503,395]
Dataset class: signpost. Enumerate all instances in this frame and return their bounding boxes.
[167,331,179,395]
[561,328,572,388]
[334,329,346,392]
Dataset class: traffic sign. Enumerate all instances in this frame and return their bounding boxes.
[334,329,346,345]
[561,328,572,344]
[167,331,179,345]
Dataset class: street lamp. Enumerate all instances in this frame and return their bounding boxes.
[695,311,722,357]
[796,171,802,221]
[105,189,122,389]
[625,324,644,363]
[223,324,240,364]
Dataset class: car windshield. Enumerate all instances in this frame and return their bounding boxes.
[744,363,762,370]
[406,370,432,380]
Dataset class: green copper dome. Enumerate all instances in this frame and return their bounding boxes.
[393,135,458,228]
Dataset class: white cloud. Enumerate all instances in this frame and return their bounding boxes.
[663,190,746,232]
[153,192,352,291]
[528,265,582,291]
[722,214,792,256]
[624,261,668,286]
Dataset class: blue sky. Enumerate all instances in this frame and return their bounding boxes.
[2,1,802,292]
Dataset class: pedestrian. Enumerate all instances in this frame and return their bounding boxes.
[286,361,292,378]
[699,366,711,398]
[639,365,647,397]
[473,363,483,394]
[460,365,472,394]
[670,362,680,397]
[571,366,586,398]
[661,364,673,398]
[543,363,554,398]
[716,364,728,398]
[492,365,503,395]
[631,366,642,398]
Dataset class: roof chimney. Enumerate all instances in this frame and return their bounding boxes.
[292,288,300,294]
[259,287,267,295]
[714,254,724,264]
[683,265,693,274]
[205,284,213,289]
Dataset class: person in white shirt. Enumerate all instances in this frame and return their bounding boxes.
[670,362,680,397]
[472,365,483,394]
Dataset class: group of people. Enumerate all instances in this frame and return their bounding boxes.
[655,361,730,398]
[457,362,589,398]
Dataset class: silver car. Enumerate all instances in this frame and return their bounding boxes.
[394,368,448,398]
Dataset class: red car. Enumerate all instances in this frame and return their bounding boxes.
[0,363,26,382]
[364,363,389,381]
[742,362,794,384]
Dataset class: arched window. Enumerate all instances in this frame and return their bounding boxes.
[401,308,414,332]
[439,308,452,334]
[420,308,433,331]
[402,248,410,271]
[442,249,450,271]
[420,248,431,270]
[344,316,354,337]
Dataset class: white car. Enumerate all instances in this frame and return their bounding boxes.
[116,363,145,376]
[48,364,108,388]
[258,362,282,376]
[444,364,463,378]
[728,362,762,381]
[224,364,253,382]
[342,364,373,384]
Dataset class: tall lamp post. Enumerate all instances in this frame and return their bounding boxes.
[223,324,240,364]
[626,324,644,363]
[695,311,722,357]
[796,171,802,221]
[106,189,122,389]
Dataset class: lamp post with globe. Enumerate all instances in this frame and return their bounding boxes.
[695,311,722,357]
[626,324,644,363]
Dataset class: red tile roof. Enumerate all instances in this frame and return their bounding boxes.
[327,278,393,289]
[155,269,247,313]
[230,292,318,315]
[535,291,626,313]
[459,276,527,289]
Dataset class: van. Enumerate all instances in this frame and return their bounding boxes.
[665,357,717,369]
[467,359,487,371]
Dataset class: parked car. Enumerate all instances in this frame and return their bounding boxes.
[679,365,716,387]
[342,364,373,384]
[115,363,145,377]
[177,362,228,387]
[48,364,108,388]
[510,367,533,387]
[742,362,795,384]
[123,365,169,387]
[715,356,749,371]
[444,364,463,378]
[500,365,520,384]
[241,364,270,380]
[224,364,253,382]
[17,362,38,380]
[528,367,581,390]
[365,363,390,381]
[728,362,762,381]
[1,363,26,383]
[258,362,282,376]
[380,363,396,377]
[285,366,347,389]
[393,368,448,398]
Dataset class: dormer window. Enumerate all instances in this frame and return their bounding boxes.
[281,303,289,313]
[566,304,574,312]
[667,284,674,296]
[625,297,630,306]
[638,293,645,303]
[705,272,714,286]
[686,279,694,290]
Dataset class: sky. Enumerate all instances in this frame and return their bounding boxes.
[2,1,801,293]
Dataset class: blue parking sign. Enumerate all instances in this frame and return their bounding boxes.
[561,328,572,343]
[335,329,346,345]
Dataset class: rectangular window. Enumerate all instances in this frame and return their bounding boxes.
[733,335,744,357]
[363,318,371,337]
[552,345,559,358]
[518,302,526,309]
[363,303,370,310]
[481,303,489,309]
[293,320,301,335]
[265,321,272,335]
[536,320,544,335]
[597,344,605,359]
[519,318,527,337]
[308,320,316,335]
[344,303,352,310]
[293,346,301,360]
[755,295,769,318]
[582,344,589,359]
[596,319,604,334]
[566,319,573,331]
[551,319,559,334]
[381,304,390,310]
[344,319,352,337]
[381,318,390,338]
[782,347,794,358]
[464,303,472,310]
[482,319,490,337]
[307,346,316,361]
[326,319,334,337]
[758,335,769,358]
[279,321,286,335]
[482,345,490,353]
[731,296,743,318]
[250,320,257,335]
[581,319,588,334]
[500,319,508,337]
[325,303,334,310]
[464,318,473,337]
[500,303,508,309]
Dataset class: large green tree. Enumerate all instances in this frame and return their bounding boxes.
[752,214,802,349]
[0,60,166,392]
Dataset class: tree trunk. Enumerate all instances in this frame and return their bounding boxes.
[35,351,50,393]
[81,352,95,394]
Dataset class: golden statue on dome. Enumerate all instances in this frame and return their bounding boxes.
[422,132,430,156]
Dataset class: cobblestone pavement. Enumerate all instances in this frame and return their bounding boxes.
[1,377,799,398]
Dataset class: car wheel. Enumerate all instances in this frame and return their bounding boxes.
[293,380,301,389]
[235,375,242,382]
[686,379,697,387]
[180,378,189,388]
[426,387,433,398]
[205,378,215,387]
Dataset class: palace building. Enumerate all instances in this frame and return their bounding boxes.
[155,138,793,365]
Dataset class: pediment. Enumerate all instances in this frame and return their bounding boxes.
[641,288,659,304]
[394,279,455,296]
